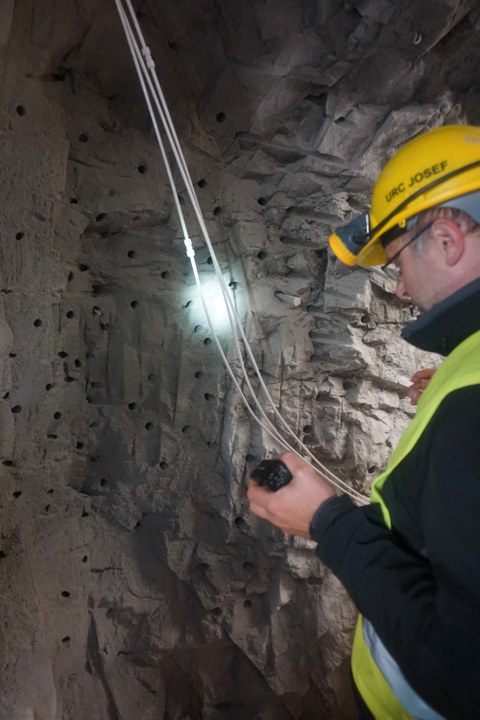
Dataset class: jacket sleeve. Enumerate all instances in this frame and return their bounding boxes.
[310,386,480,719]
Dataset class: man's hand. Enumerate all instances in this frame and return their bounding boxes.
[247,451,335,538]
[408,367,436,405]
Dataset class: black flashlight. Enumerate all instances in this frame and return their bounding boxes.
[250,459,293,492]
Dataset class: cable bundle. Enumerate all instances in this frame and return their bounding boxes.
[113,0,369,504]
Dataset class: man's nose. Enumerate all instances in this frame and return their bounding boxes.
[396,275,410,300]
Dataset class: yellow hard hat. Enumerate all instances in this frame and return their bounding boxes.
[329,124,480,266]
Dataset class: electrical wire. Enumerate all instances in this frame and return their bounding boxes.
[114,0,369,504]
[113,0,369,504]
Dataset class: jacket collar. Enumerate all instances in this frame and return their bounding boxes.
[401,277,480,355]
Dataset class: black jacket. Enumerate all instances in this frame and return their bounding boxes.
[310,278,480,719]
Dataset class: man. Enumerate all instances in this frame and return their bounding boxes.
[247,124,480,719]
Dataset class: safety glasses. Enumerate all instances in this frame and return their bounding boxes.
[380,222,434,281]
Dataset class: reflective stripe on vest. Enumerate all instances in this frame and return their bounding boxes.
[362,618,445,719]
[352,329,480,718]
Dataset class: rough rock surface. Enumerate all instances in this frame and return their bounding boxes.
[0,1,479,718]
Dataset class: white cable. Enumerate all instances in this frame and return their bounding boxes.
[113,0,369,504]
[115,0,368,503]
[116,0,369,504]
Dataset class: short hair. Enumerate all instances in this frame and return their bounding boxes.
[411,206,480,253]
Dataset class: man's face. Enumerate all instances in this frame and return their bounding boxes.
[384,228,439,312]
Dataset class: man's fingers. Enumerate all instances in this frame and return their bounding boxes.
[408,368,437,406]
[248,500,269,521]
[410,367,436,382]
[409,389,420,406]
[276,451,303,475]
[247,481,280,515]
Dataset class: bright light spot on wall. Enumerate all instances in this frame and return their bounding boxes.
[184,273,247,336]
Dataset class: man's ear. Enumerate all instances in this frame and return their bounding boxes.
[431,219,465,266]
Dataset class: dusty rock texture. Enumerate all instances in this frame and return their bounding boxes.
[0,1,479,718]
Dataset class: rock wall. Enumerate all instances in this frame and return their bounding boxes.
[0,1,479,718]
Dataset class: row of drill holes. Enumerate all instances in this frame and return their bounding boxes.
[45,435,84,448]
[40,373,76,389]
[125,251,169,282]
[77,133,146,175]
[57,350,82,368]
[126,404,155,430]
[72,205,230,230]
[195,560,257,573]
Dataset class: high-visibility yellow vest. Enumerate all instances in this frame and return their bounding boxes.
[352,329,480,719]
